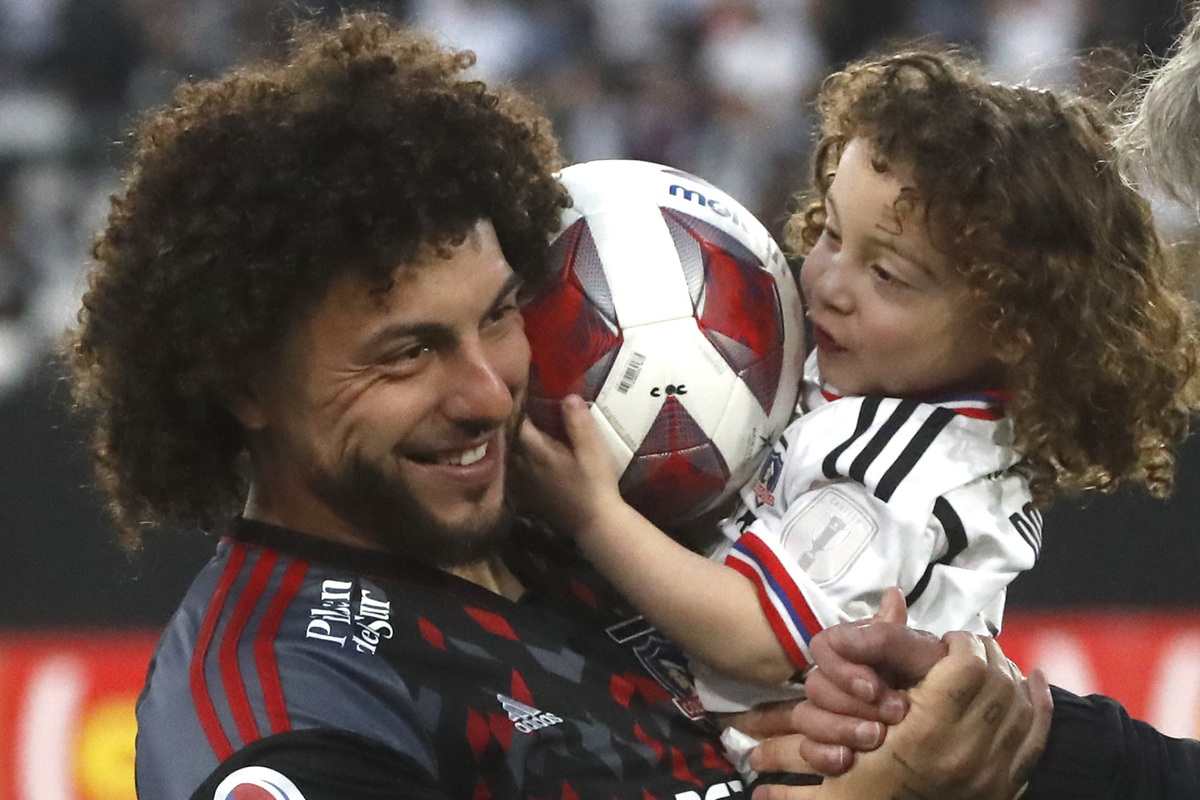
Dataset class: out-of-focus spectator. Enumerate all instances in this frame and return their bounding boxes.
[985,0,1084,86]
[694,0,824,217]
[412,0,536,80]
[0,0,1195,630]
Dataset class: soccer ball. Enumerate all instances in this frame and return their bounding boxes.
[522,160,805,528]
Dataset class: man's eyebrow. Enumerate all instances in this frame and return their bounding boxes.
[361,274,526,354]
[361,320,454,354]
[489,274,525,311]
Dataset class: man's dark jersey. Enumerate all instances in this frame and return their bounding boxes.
[135,518,745,800]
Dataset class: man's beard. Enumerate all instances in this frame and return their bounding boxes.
[309,447,513,569]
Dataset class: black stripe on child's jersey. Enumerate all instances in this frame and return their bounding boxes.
[906,496,969,607]
[822,396,882,479]
[874,407,956,502]
[1010,506,1043,558]
[848,400,918,485]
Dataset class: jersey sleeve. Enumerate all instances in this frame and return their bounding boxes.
[1024,686,1200,800]
[135,551,440,800]
[718,395,1038,670]
[901,475,1041,637]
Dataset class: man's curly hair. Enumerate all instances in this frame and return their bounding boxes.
[785,49,1197,506]
[65,12,569,546]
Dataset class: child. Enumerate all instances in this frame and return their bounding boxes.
[515,48,1196,755]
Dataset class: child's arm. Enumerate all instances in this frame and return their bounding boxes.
[514,395,799,685]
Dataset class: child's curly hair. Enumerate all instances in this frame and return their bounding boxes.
[64,12,569,546]
[786,49,1197,506]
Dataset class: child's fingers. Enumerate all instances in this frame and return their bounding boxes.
[789,697,885,758]
[803,666,906,727]
[560,395,620,481]
[515,417,562,465]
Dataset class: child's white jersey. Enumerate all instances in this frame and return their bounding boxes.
[695,354,1041,712]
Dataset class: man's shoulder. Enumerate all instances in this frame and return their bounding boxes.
[138,536,438,775]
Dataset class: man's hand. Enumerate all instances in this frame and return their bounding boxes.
[748,590,1052,799]
[752,588,932,777]
[817,632,1052,800]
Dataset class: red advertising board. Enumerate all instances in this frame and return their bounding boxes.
[999,608,1200,739]
[4,611,1200,798]
[0,633,157,800]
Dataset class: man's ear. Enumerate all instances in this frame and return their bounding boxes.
[224,368,272,431]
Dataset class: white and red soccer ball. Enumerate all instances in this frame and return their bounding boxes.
[523,160,805,528]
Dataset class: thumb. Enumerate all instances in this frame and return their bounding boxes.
[560,395,620,481]
[875,587,908,625]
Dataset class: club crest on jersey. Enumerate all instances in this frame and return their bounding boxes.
[497,694,564,734]
[751,448,784,507]
[607,616,705,719]
[213,766,306,800]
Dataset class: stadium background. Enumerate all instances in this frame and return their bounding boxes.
[2,0,1200,797]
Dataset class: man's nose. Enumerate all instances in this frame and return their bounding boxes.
[441,339,515,423]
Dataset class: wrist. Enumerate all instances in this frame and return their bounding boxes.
[572,500,642,564]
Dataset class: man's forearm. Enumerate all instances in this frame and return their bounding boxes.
[1024,686,1200,800]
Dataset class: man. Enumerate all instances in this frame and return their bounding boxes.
[66,11,1040,800]
[66,13,751,799]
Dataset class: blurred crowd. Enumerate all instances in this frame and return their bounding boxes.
[0,0,1187,399]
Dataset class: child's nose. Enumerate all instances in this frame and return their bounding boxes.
[812,262,855,314]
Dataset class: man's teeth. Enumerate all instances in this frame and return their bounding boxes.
[437,442,488,466]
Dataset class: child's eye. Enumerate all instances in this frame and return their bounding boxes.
[872,265,903,285]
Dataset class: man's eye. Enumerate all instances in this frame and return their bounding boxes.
[391,344,433,363]
[486,302,521,324]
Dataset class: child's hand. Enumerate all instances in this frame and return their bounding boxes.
[513,394,626,535]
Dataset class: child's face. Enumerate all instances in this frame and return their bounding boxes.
[801,138,1000,398]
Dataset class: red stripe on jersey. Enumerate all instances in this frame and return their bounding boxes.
[256,558,306,735]
[951,406,1002,420]
[728,533,825,669]
[610,674,635,708]
[701,741,728,771]
[220,549,276,747]
[190,542,247,761]
[671,746,701,786]
[633,723,665,760]
[465,606,520,640]
[466,708,490,756]
[510,669,533,706]
[726,556,809,670]
[488,711,514,751]
[418,617,446,650]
